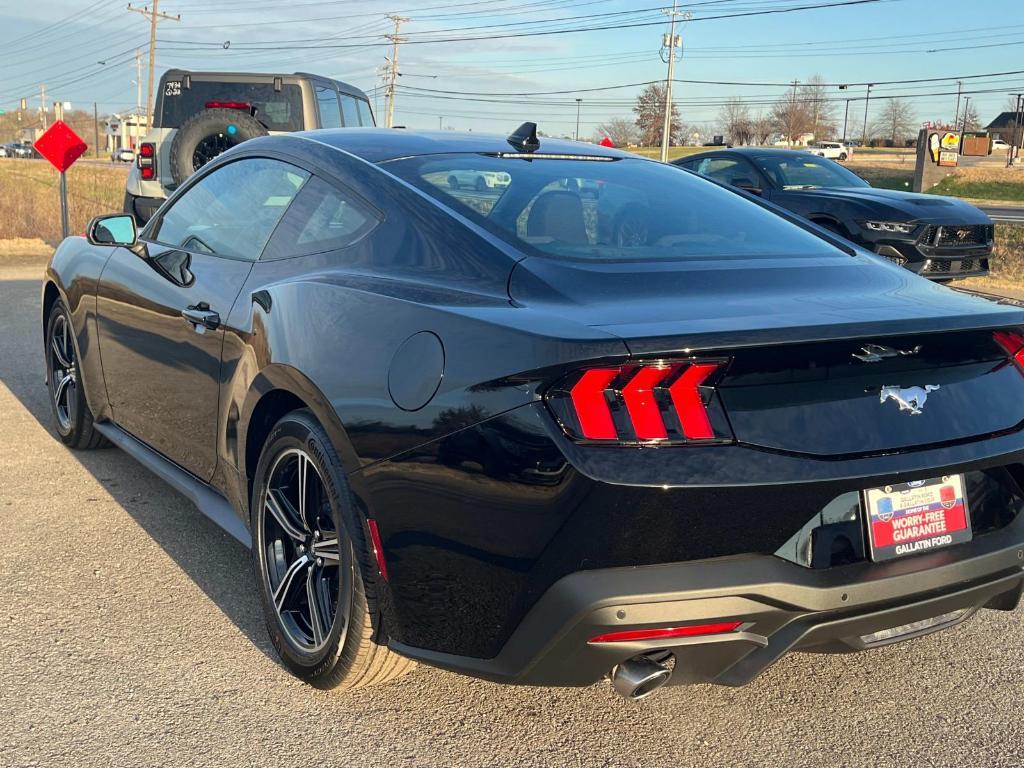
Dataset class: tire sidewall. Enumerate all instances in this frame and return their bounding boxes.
[250,412,365,682]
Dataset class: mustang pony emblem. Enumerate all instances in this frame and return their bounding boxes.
[879,385,939,415]
[853,344,922,362]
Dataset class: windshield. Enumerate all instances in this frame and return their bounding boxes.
[753,154,868,190]
[384,153,842,262]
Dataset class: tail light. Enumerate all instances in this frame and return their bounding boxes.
[137,141,156,180]
[545,360,733,445]
[994,329,1024,374]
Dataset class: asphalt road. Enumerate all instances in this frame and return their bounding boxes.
[981,205,1024,224]
[2,259,1023,768]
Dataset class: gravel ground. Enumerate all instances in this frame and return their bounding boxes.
[1,260,1023,768]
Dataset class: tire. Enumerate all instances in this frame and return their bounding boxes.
[838,152,848,161]
[447,174,459,190]
[45,299,108,449]
[251,409,414,690]
[168,107,269,186]
[475,176,487,192]
[815,219,846,238]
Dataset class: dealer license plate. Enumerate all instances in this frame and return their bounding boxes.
[863,475,972,562]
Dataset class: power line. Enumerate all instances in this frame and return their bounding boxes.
[128,2,180,128]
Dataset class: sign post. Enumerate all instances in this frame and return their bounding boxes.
[33,120,88,239]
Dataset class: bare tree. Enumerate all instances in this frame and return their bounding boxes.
[871,98,916,146]
[750,112,775,145]
[1005,95,1023,114]
[771,84,811,146]
[595,117,638,147]
[719,98,754,145]
[960,102,981,131]
[799,74,837,140]
[633,83,681,147]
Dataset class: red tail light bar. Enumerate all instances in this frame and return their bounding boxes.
[137,141,156,180]
[589,621,743,644]
[546,360,732,445]
[205,100,252,111]
[994,330,1024,374]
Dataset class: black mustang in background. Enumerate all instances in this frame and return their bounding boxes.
[675,148,995,281]
[43,125,1024,700]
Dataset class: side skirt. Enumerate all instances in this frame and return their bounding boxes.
[94,421,252,547]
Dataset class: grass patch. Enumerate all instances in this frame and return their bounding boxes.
[629,146,707,161]
[0,159,127,241]
[929,168,1024,203]
[990,224,1024,285]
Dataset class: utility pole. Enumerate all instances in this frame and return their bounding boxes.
[574,98,582,141]
[94,102,100,158]
[384,15,409,128]
[954,80,962,131]
[861,83,873,147]
[961,96,971,132]
[40,84,47,130]
[128,2,180,131]
[135,48,143,119]
[1009,93,1023,167]
[659,1,687,163]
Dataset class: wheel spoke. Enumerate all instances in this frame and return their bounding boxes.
[51,335,71,368]
[297,451,309,527]
[265,490,306,543]
[273,553,310,612]
[312,536,340,565]
[306,564,329,646]
[53,373,73,409]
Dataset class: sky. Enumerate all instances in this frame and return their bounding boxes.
[0,0,1022,140]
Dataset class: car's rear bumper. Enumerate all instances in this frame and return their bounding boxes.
[123,191,164,224]
[391,510,1024,687]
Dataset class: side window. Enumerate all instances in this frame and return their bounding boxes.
[153,158,309,261]
[699,158,758,186]
[356,98,375,126]
[339,94,360,127]
[263,176,378,259]
[316,86,343,129]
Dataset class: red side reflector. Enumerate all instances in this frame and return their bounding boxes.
[366,519,389,582]
[994,330,1024,372]
[668,363,719,440]
[589,621,743,644]
[570,368,620,440]
[621,365,671,440]
[205,100,251,111]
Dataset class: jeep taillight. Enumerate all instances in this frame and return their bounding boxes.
[545,360,733,444]
[137,142,156,180]
[994,330,1024,374]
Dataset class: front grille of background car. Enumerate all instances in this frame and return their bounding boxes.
[922,258,986,275]
[918,224,994,248]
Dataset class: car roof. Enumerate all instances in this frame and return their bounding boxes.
[302,127,635,164]
[679,147,822,162]
[160,68,368,98]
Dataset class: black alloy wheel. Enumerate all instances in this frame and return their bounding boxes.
[191,133,239,173]
[261,446,349,652]
[252,410,415,689]
[45,299,107,449]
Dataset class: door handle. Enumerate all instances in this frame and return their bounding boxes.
[182,304,220,332]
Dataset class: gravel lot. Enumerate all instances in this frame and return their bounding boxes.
[1,259,1023,768]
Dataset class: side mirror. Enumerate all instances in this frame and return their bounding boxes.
[87,214,137,247]
[731,179,762,196]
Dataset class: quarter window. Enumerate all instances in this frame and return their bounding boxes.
[339,94,361,127]
[153,158,308,261]
[316,86,343,129]
[356,99,375,126]
[263,176,378,259]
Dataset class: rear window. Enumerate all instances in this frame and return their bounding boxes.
[384,153,841,262]
[157,79,303,131]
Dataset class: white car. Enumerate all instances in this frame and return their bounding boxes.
[811,141,851,161]
[113,147,135,163]
[446,169,512,192]
[991,138,1010,152]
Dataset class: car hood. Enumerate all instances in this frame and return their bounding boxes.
[782,186,991,224]
[508,249,1024,355]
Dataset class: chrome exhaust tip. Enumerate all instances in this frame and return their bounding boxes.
[610,655,672,700]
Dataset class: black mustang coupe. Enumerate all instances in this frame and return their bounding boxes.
[43,125,1024,700]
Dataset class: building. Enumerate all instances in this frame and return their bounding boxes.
[985,111,1022,144]
[104,111,150,153]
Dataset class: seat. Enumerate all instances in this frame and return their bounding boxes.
[526,190,589,245]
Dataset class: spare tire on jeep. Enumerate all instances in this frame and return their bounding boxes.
[168,107,268,185]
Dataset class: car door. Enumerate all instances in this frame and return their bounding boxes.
[95,156,309,480]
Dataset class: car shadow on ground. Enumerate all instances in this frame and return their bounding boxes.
[0,275,281,666]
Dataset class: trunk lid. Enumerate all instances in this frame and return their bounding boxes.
[512,253,1024,456]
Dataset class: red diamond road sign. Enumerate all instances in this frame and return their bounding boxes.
[34,120,88,173]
